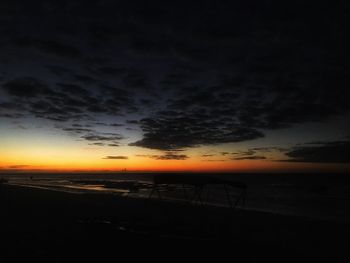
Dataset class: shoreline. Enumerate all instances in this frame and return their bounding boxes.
[6,181,350,223]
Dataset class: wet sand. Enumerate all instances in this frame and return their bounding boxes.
[0,184,349,262]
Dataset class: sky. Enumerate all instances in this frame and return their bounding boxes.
[1,0,350,173]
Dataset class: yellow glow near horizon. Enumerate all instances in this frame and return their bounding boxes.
[1,147,348,173]
[1,127,349,173]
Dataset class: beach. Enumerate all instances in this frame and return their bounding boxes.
[1,183,349,262]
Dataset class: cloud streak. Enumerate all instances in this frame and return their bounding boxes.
[136,152,188,160]
[103,156,128,160]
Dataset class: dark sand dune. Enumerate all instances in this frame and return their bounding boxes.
[1,184,349,262]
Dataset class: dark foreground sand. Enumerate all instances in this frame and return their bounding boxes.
[0,184,349,262]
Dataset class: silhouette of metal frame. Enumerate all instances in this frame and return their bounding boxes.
[148,174,247,209]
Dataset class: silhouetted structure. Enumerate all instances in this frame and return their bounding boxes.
[149,174,247,209]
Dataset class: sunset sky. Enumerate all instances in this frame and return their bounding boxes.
[1,0,350,173]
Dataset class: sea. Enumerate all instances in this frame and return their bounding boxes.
[2,172,350,222]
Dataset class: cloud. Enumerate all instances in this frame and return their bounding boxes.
[230,149,267,161]
[231,150,256,156]
[108,143,120,147]
[89,142,106,146]
[103,156,128,160]
[280,140,350,163]
[1,78,90,122]
[0,112,23,119]
[202,159,227,162]
[232,156,266,161]
[130,115,264,151]
[110,123,124,127]
[136,152,188,160]
[62,127,93,134]
[82,133,123,142]
[2,77,48,97]
[126,120,139,124]
[7,165,31,169]
[0,75,138,123]
[77,131,125,147]
[122,71,151,90]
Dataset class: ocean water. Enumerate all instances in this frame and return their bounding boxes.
[2,172,350,222]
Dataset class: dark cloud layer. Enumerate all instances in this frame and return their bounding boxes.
[3,77,49,97]
[130,116,264,150]
[282,140,350,163]
[1,76,137,123]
